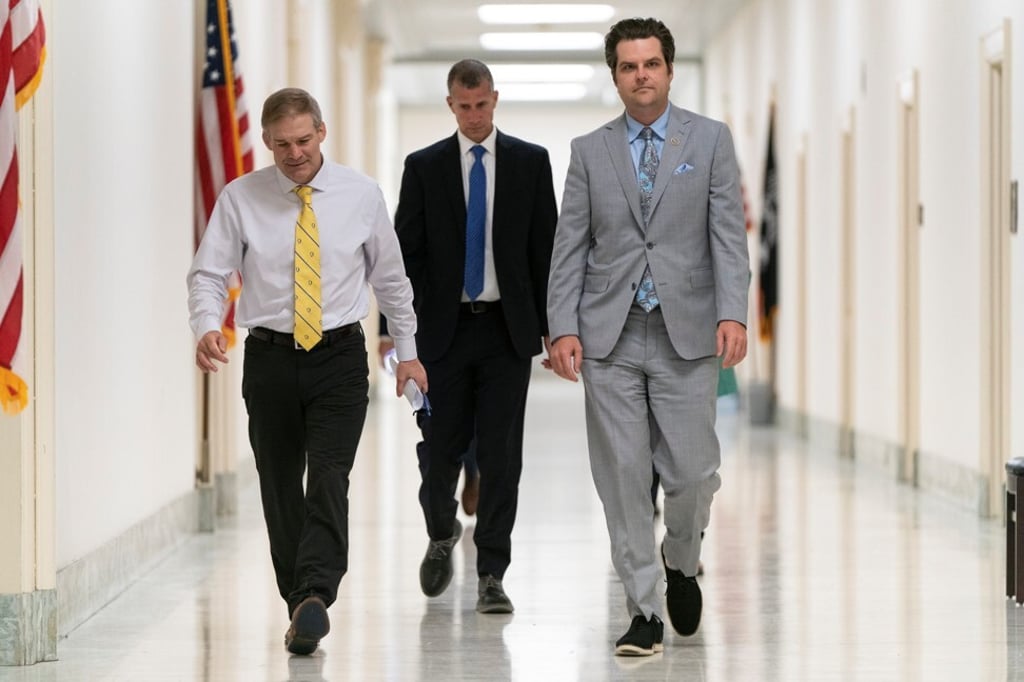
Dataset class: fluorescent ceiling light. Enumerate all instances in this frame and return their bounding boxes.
[489,63,595,83]
[480,32,604,51]
[478,4,616,24]
[498,83,588,101]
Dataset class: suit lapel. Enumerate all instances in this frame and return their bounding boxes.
[648,106,692,221]
[603,116,646,229]
[493,130,512,239]
[441,134,466,232]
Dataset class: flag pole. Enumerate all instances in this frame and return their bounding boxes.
[193,0,253,523]
[751,95,778,425]
[199,372,211,485]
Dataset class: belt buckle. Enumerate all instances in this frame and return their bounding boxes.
[469,301,484,313]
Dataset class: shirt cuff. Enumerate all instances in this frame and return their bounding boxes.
[194,318,223,343]
[392,337,418,362]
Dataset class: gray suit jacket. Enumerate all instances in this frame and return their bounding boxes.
[547,104,749,360]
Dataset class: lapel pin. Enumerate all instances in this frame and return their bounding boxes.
[669,136,681,146]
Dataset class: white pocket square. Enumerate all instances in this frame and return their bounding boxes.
[673,163,694,175]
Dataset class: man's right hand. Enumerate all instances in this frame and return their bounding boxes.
[196,330,229,373]
[550,335,583,382]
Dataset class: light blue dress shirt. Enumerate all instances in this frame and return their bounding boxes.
[625,105,671,179]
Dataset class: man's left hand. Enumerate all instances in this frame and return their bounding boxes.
[396,358,428,397]
[716,320,747,368]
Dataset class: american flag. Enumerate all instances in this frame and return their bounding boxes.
[195,0,253,348]
[0,0,44,415]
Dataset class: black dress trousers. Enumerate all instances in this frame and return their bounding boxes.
[419,307,531,580]
[241,326,368,617]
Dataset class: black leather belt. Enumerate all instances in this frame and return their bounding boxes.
[460,300,501,314]
[249,323,360,349]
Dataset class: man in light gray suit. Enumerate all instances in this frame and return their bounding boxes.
[547,17,749,656]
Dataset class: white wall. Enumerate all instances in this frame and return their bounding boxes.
[53,2,198,565]
[704,0,1024,500]
[233,0,287,168]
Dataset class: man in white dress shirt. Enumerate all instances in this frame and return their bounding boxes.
[188,88,426,656]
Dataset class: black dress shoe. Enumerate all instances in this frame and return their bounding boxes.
[284,596,330,655]
[614,615,664,656]
[419,519,463,597]
[662,544,702,636]
[476,575,514,613]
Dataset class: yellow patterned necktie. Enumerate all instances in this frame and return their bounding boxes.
[293,185,322,350]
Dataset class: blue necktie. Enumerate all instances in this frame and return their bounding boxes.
[636,127,660,312]
[464,145,486,301]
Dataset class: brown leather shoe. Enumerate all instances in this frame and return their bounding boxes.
[461,470,480,516]
[284,596,330,655]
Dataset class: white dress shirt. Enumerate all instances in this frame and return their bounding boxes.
[188,160,419,361]
[457,128,500,302]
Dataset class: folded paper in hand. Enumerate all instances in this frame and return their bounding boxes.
[383,348,426,411]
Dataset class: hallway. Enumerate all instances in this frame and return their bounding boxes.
[1,370,1017,681]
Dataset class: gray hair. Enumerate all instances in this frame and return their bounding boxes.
[261,88,324,130]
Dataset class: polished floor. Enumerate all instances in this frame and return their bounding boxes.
[2,370,1021,681]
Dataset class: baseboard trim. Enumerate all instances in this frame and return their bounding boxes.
[56,488,199,638]
[851,430,904,481]
[777,406,990,516]
[0,589,57,666]
[917,448,990,516]
[215,471,238,516]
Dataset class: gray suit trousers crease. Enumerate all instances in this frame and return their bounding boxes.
[582,306,721,621]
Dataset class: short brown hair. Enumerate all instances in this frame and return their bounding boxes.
[604,18,675,72]
[447,59,494,92]
[261,88,323,130]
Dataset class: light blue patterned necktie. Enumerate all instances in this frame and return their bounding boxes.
[636,127,659,312]
[464,145,486,300]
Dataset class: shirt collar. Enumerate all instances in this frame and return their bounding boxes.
[457,127,497,158]
[626,104,672,143]
[274,159,329,195]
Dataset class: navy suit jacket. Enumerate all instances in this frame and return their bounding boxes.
[395,130,557,362]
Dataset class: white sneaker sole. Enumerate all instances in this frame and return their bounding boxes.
[614,642,664,656]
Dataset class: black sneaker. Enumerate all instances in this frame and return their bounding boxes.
[614,615,664,656]
[662,544,702,636]
[476,575,514,614]
[419,519,463,597]
[284,596,330,655]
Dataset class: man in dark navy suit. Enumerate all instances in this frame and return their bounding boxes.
[394,58,557,614]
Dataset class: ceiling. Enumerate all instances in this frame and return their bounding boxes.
[364,0,751,105]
